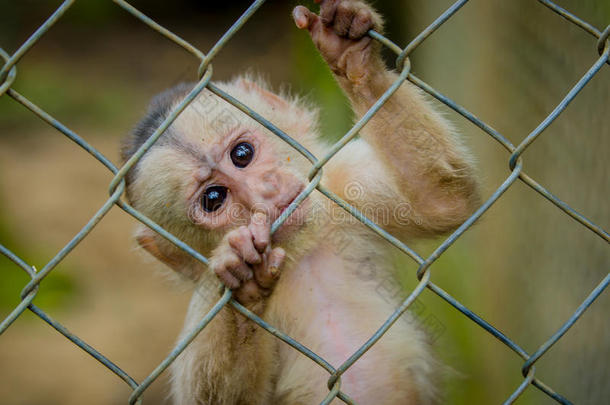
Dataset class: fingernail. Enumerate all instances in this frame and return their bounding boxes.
[270,248,286,267]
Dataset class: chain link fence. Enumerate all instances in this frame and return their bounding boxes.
[1,0,608,404]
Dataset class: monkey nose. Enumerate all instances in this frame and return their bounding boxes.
[257,170,282,198]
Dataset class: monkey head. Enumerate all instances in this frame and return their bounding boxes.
[121,78,324,280]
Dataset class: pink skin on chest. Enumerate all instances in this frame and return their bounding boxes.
[286,247,385,401]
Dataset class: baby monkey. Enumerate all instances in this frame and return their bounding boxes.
[122,0,479,404]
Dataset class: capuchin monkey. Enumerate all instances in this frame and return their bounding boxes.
[121,1,479,404]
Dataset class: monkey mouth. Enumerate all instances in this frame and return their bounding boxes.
[277,185,306,216]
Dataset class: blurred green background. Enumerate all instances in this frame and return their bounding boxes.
[0,0,608,404]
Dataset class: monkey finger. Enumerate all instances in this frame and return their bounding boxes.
[348,8,373,39]
[268,247,286,276]
[319,0,339,26]
[215,269,241,290]
[233,279,265,305]
[248,212,270,253]
[228,227,261,264]
[293,6,319,31]
[211,249,244,288]
[229,261,253,282]
[254,247,285,289]
[333,1,358,36]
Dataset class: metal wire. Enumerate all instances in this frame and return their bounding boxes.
[1,1,608,404]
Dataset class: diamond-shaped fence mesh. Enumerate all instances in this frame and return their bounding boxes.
[0,1,608,404]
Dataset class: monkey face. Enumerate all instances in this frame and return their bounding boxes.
[123,79,324,253]
[180,128,310,242]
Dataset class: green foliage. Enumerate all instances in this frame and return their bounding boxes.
[0,206,76,314]
[0,257,76,313]
[0,63,136,133]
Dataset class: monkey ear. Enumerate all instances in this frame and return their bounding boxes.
[135,225,202,280]
[236,78,290,111]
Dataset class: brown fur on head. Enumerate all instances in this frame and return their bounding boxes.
[121,77,326,279]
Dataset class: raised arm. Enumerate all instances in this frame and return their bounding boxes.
[294,0,480,237]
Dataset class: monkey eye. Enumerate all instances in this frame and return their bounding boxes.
[201,186,227,213]
[230,142,254,168]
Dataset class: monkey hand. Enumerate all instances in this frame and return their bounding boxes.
[209,213,285,312]
[293,0,383,83]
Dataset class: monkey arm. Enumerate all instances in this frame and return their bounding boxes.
[295,0,480,237]
[134,224,281,404]
[171,288,277,405]
[339,69,481,236]
[171,227,283,405]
